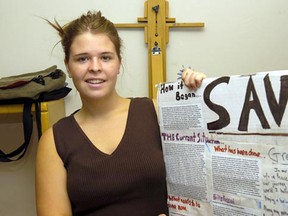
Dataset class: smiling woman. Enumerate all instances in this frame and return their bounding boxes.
[66,32,121,101]
[35,10,205,216]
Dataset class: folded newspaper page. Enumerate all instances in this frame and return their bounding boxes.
[157,70,288,216]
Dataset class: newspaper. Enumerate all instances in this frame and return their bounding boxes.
[157,70,288,216]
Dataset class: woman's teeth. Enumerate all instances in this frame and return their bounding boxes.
[86,79,104,84]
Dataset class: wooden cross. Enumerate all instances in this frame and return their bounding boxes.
[115,0,204,98]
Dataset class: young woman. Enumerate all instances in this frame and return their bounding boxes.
[35,11,206,216]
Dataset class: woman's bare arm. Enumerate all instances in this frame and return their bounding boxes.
[35,128,72,216]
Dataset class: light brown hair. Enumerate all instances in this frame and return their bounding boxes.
[46,11,122,62]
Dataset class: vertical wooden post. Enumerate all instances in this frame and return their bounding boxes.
[146,0,166,98]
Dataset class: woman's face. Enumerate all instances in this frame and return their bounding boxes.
[65,32,121,101]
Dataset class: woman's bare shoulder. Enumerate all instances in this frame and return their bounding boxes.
[36,127,59,163]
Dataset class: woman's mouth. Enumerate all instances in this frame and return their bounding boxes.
[86,79,105,84]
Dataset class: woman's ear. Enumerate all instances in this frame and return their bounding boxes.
[64,60,72,78]
[67,71,72,78]
[117,62,122,74]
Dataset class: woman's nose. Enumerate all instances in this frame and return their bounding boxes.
[89,58,102,72]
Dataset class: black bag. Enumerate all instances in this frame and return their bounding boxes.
[0,66,71,162]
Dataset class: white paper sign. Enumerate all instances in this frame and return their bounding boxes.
[158,70,288,216]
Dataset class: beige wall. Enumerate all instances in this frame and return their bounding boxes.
[0,0,288,215]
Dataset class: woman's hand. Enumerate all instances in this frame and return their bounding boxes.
[182,68,206,90]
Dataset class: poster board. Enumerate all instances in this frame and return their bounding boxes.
[157,70,288,216]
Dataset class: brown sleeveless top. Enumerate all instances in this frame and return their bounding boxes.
[53,98,168,216]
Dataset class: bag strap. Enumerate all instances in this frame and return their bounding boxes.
[35,101,42,139]
[0,87,71,162]
[0,102,33,162]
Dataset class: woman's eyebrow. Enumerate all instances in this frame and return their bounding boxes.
[72,52,89,57]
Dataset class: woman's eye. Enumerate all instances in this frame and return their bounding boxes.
[77,56,89,62]
[101,55,111,61]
